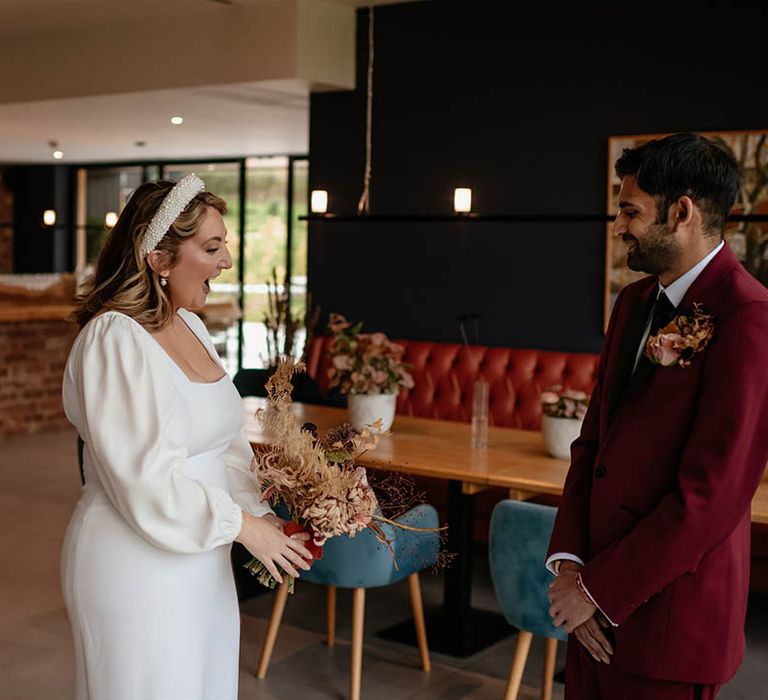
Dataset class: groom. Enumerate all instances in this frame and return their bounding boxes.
[546,133,768,699]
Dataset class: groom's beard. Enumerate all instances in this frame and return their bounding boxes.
[623,222,680,276]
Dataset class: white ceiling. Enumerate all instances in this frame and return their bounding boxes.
[0,0,408,164]
[0,80,311,163]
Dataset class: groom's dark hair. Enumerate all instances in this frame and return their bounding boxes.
[615,132,741,237]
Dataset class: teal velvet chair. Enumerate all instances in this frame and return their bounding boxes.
[489,500,567,700]
[257,504,440,700]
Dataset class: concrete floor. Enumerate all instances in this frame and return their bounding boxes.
[1,428,765,699]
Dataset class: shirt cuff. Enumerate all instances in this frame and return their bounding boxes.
[578,573,617,627]
[545,552,585,576]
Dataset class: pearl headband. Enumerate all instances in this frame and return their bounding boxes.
[140,174,205,258]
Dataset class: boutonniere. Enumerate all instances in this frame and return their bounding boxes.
[645,303,715,368]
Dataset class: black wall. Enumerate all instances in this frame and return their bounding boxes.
[307,3,767,354]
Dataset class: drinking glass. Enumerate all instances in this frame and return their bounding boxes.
[471,379,489,449]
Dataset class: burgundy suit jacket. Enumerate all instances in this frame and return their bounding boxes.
[548,245,768,684]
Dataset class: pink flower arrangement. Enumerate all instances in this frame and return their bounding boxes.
[541,385,589,420]
[327,313,415,395]
[646,331,685,367]
[645,304,715,368]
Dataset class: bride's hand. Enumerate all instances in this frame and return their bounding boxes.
[236,512,313,583]
[262,513,288,530]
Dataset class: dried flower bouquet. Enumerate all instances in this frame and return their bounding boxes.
[245,359,444,591]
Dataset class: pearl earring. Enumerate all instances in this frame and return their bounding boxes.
[159,275,168,287]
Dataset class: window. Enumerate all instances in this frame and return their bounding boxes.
[241,156,309,370]
[80,166,143,266]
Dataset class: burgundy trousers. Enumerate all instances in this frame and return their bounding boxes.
[565,638,720,700]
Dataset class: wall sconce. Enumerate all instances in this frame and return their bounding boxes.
[453,187,472,214]
[43,209,56,226]
[105,212,118,228]
[310,189,328,214]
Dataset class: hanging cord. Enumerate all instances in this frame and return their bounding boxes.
[357,7,374,215]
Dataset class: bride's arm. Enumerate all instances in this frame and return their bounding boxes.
[63,313,244,553]
[222,430,274,518]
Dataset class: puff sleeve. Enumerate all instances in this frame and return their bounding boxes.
[62,312,243,553]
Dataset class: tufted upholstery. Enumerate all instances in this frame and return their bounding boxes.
[305,336,599,546]
[306,337,599,430]
[306,337,768,592]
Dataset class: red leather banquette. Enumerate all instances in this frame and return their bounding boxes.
[305,336,768,592]
[306,337,599,429]
[305,337,599,543]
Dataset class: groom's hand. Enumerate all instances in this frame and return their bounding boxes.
[574,614,613,664]
[547,561,596,633]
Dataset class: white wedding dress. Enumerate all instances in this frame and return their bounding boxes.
[61,309,270,700]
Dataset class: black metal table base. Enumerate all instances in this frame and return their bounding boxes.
[376,606,514,658]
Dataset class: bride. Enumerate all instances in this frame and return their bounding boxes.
[61,175,313,699]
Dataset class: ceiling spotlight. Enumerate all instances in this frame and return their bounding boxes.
[170,116,184,125]
[52,150,64,160]
[105,212,118,228]
[43,210,56,226]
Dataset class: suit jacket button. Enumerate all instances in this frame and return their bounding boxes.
[595,464,607,478]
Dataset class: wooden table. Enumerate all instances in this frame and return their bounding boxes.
[243,397,768,522]
[243,398,570,493]
[243,398,768,655]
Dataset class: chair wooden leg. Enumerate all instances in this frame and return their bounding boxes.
[541,637,558,700]
[407,573,431,672]
[326,585,337,647]
[504,630,533,700]
[350,588,365,700]
[256,578,290,680]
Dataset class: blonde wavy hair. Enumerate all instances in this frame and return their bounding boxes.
[75,180,227,330]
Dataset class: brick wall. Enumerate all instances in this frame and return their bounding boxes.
[0,170,12,273]
[0,320,78,437]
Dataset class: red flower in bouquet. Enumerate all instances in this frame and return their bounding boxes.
[282,521,323,561]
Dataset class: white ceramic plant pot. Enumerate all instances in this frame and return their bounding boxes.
[347,393,397,432]
[541,414,583,460]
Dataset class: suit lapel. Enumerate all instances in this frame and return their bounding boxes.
[605,286,656,427]
[604,244,738,430]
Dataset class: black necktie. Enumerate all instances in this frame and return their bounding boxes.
[630,290,677,388]
[646,291,677,340]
